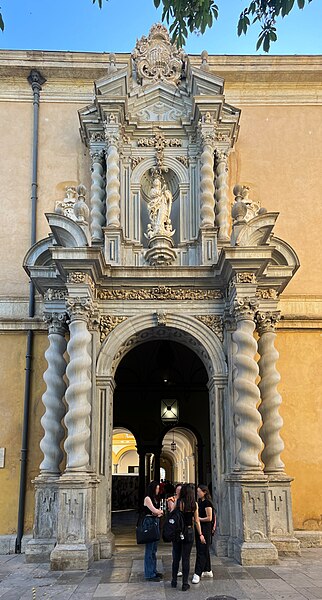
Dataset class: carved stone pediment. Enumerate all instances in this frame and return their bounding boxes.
[132,23,184,87]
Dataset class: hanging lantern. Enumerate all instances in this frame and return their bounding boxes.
[170,430,176,452]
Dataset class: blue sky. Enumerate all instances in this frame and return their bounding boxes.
[0,0,321,55]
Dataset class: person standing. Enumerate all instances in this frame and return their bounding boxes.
[171,483,205,591]
[192,484,214,584]
[143,481,164,581]
[167,483,183,578]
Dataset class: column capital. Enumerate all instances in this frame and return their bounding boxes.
[90,148,105,164]
[43,311,68,336]
[215,147,229,162]
[256,310,281,335]
[66,296,94,323]
[234,296,259,321]
[200,129,216,150]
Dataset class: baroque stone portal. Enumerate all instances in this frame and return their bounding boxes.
[24,23,300,570]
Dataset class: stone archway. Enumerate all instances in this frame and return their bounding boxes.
[95,312,228,558]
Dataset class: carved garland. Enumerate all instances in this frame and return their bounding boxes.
[67,272,95,293]
[100,315,128,342]
[195,315,224,341]
[97,287,223,301]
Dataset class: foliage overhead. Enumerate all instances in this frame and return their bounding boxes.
[0,0,314,52]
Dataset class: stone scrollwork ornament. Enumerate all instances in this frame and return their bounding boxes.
[43,311,68,336]
[132,23,185,86]
[195,315,224,341]
[97,287,222,300]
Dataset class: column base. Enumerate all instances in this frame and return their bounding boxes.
[25,475,59,563]
[96,532,115,559]
[212,533,229,557]
[267,474,300,556]
[50,543,94,571]
[234,540,278,566]
[25,539,56,563]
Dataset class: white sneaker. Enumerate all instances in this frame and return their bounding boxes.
[192,574,200,584]
[202,571,213,578]
[177,571,182,577]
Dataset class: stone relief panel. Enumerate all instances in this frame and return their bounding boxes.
[195,315,224,341]
[97,287,223,301]
[34,488,58,539]
[243,489,269,542]
[62,491,86,543]
[99,315,128,342]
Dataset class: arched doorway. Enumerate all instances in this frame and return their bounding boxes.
[161,427,198,485]
[96,314,228,559]
[112,428,139,510]
[113,338,209,507]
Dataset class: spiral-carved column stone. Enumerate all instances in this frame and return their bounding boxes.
[64,296,93,471]
[105,133,121,228]
[256,311,285,473]
[40,312,68,475]
[232,297,262,471]
[200,131,216,228]
[215,149,230,241]
[90,149,105,242]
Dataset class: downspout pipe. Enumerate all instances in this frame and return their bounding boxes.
[15,69,46,554]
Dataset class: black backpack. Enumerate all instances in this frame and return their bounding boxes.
[162,507,185,543]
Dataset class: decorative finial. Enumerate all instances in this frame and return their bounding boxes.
[200,50,209,72]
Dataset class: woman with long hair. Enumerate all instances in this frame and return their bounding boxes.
[143,480,164,581]
[192,484,214,584]
[171,483,205,591]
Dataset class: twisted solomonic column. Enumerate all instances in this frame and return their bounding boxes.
[90,149,105,242]
[105,133,121,228]
[200,131,216,228]
[232,297,263,471]
[215,149,230,241]
[256,311,285,473]
[40,312,68,475]
[64,297,93,471]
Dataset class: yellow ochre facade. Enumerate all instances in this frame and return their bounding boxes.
[0,39,321,563]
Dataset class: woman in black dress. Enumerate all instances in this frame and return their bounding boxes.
[171,483,205,591]
[192,484,214,583]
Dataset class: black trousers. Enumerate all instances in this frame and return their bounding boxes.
[172,539,194,586]
[194,527,212,576]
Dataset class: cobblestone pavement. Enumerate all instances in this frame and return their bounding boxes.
[1,547,322,600]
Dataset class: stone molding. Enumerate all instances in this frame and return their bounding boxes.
[97,287,223,300]
[44,289,67,301]
[256,288,278,299]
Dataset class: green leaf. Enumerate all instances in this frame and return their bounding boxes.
[237,17,244,36]
[263,32,271,52]
[0,12,4,32]
[154,0,161,7]
[297,0,305,7]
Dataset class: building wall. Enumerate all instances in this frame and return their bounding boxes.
[0,52,321,536]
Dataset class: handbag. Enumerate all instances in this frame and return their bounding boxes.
[136,514,160,544]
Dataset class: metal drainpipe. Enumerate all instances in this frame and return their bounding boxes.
[15,69,46,554]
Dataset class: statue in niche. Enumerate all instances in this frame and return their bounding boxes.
[145,175,174,239]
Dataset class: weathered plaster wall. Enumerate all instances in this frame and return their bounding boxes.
[277,330,322,531]
[0,333,46,534]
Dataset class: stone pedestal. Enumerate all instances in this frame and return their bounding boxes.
[145,235,176,266]
[25,476,59,563]
[104,227,123,265]
[227,473,278,565]
[267,475,301,555]
[198,227,218,265]
[50,474,99,571]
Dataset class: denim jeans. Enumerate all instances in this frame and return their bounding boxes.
[144,540,158,578]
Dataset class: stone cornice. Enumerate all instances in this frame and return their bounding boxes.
[0,50,321,85]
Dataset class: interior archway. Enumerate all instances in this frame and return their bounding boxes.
[112,427,139,510]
